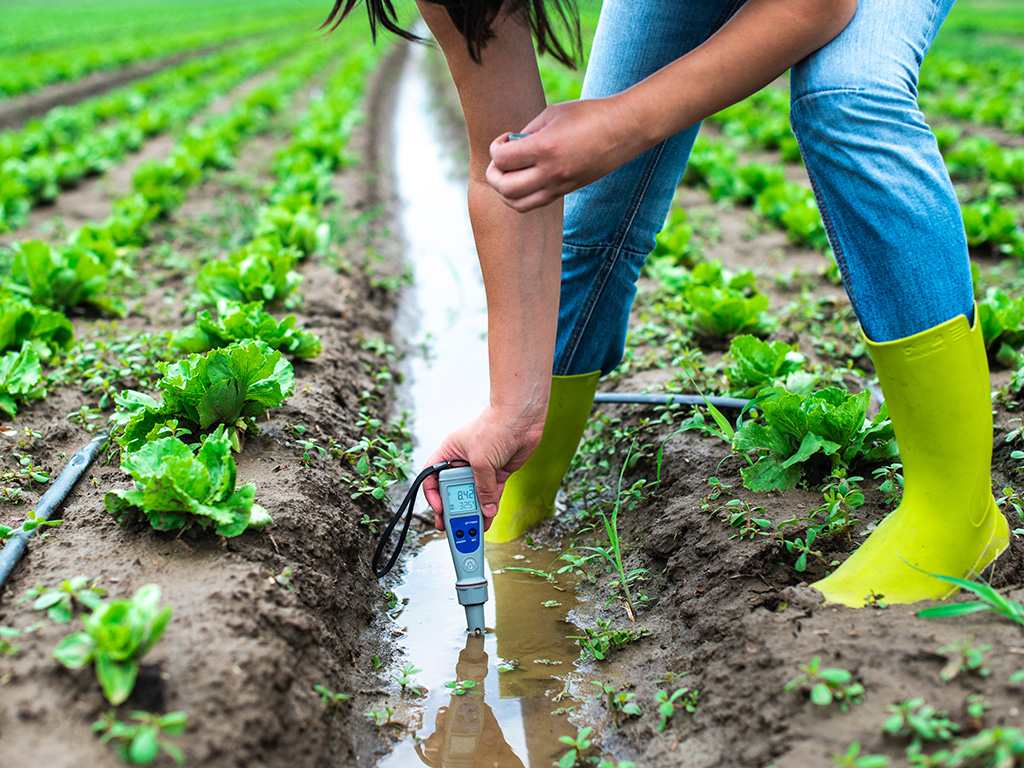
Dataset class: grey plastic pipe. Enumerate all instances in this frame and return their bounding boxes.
[0,430,109,592]
[594,392,752,410]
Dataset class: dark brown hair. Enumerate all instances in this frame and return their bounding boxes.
[322,0,581,68]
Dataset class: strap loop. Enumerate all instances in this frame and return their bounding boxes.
[371,460,467,577]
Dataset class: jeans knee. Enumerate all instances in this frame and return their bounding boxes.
[790,86,929,154]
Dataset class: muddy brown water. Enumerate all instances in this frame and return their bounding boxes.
[384,40,583,767]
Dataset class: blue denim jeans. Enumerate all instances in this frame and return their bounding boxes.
[554,0,974,377]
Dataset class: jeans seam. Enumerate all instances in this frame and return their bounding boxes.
[557,142,666,376]
[711,0,746,34]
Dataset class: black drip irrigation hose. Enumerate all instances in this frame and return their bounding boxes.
[594,392,752,410]
[0,430,109,592]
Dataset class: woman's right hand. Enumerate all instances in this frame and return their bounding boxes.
[421,402,547,531]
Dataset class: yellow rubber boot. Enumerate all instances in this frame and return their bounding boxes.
[485,371,600,544]
[812,311,1010,608]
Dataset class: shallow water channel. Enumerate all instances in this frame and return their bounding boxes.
[382,41,582,768]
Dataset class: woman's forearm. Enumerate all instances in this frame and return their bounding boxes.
[615,0,859,155]
[487,0,858,211]
[418,1,561,419]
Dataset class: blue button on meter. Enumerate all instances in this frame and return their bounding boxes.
[449,514,481,554]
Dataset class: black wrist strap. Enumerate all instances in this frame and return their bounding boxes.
[371,460,466,578]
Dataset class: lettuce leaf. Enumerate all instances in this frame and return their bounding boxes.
[254,194,330,258]
[0,342,45,418]
[104,426,271,537]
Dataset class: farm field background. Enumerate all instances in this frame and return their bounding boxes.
[1,1,1024,767]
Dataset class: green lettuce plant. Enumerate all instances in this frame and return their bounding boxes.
[104,425,272,536]
[52,584,171,705]
[0,292,74,358]
[254,194,330,257]
[977,287,1024,368]
[113,341,294,451]
[5,239,126,316]
[732,386,897,491]
[194,236,303,308]
[722,334,816,398]
[684,285,777,341]
[170,300,321,359]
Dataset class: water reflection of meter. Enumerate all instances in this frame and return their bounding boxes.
[438,466,488,633]
[441,695,484,768]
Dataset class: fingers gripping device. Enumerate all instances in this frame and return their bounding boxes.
[372,462,488,634]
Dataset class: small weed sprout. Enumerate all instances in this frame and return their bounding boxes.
[698,476,733,512]
[720,499,772,539]
[567,443,653,618]
[937,637,992,681]
[784,657,864,711]
[655,687,699,731]
[872,463,904,507]
[92,710,188,767]
[0,626,22,656]
[814,470,865,538]
[568,618,650,661]
[556,726,593,768]
[363,706,397,727]
[592,681,641,727]
[394,662,422,693]
[21,576,107,623]
[918,726,1024,766]
[314,684,350,709]
[443,679,476,695]
[995,486,1024,535]
[830,742,890,768]
[864,591,888,609]
[341,430,410,501]
[881,698,958,748]
[965,694,990,723]
[270,566,294,592]
[503,566,557,584]
[779,527,827,573]
[358,513,380,534]
[18,509,63,536]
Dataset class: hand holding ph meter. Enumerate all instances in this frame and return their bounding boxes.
[371,461,489,634]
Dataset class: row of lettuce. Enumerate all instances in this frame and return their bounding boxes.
[2,28,382,544]
[0,0,324,98]
[0,25,344,233]
[2,22,386,766]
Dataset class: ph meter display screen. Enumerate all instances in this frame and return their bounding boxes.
[446,483,478,514]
